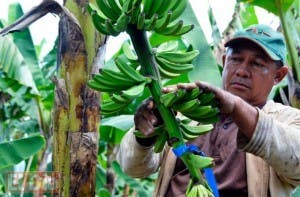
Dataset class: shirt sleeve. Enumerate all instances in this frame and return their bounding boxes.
[116,127,162,178]
[237,105,300,186]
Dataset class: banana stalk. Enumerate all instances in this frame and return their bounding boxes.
[126,24,204,184]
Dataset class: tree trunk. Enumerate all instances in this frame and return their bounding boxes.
[52,0,105,196]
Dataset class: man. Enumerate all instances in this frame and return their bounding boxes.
[117,24,300,196]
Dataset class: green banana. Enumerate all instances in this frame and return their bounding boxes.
[147,0,163,17]
[155,0,172,16]
[144,13,159,31]
[154,10,172,32]
[158,65,181,78]
[107,0,122,16]
[142,0,152,17]
[118,0,124,6]
[160,91,179,107]
[157,20,183,35]
[87,80,117,92]
[180,123,213,136]
[192,115,220,125]
[156,56,194,74]
[183,105,214,118]
[154,129,168,153]
[100,69,137,85]
[170,0,188,22]
[91,12,110,35]
[183,107,219,124]
[156,50,199,64]
[111,93,131,104]
[92,73,123,89]
[115,56,147,82]
[105,19,120,36]
[198,92,217,106]
[101,100,129,114]
[115,13,130,32]
[137,12,146,29]
[181,130,198,141]
[121,82,146,99]
[181,88,202,101]
[172,98,199,113]
[173,24,194,36]
[96,0,119,21]
[191,154,213,169]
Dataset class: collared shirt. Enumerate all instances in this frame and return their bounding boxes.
[166,116,247,197]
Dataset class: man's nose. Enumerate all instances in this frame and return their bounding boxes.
[235,62,250,78]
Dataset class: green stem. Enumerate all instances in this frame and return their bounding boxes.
[126,24,202,182]
[277,1,300,81]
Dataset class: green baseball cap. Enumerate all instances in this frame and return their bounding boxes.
[225,24,287,64]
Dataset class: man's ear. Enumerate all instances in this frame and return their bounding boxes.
[274,66,289,85]
[222,54,226,66]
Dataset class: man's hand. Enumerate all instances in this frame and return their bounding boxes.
[134,98,162,136]
[163,81,258,139]
[163,81,239,115]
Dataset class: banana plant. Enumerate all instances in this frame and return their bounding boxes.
[87,0,220,196]
[0,0,103,196]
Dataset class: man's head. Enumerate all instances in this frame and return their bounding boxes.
[222,24,289,106]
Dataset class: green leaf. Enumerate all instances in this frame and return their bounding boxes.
[99,125,127,144]
[181,2,222,87]
[111,161,151,197]
[239,4,259,28]
[0,134,45,169]
[8,3,44,87]
[97,188,111,197]
[101,115,134,131]
[0,36,38,94]
[238,0,295,15]
[96,165,107,192]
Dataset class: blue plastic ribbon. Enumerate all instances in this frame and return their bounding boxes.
[172,144,219,197]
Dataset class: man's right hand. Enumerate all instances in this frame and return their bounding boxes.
[134,97,162,136]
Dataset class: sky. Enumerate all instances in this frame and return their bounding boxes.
[0,0,279,59]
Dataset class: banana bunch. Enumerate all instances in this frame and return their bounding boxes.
[154,48,199,78]
[137,0,194,36]
[88,0,194,37]
[100,81,148,115]
[180,122,213,141]
[87,0,136,36]
[88,55,151,115]
[160,88,219,124]
[186,183,214,197]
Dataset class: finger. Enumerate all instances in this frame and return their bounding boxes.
[177,82,198,90]
[195,81,218,93]
[162,85,177,93]
[134,115,155,135]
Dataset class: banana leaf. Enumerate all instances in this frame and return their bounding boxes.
[112,161,151,197]
[0,134,45,169]
[8,3,44,88]
[181,2,222,87]
[239,4,259,28]
[0,35,38,94]
[100,115,134,144]
[238,0,295,15]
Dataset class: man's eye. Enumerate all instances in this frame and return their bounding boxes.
[252,62,263,67]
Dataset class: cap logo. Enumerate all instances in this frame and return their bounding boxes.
[246,27,271,37]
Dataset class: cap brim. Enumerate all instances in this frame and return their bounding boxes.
[224,37,281,61]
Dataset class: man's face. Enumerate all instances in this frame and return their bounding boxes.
[222,42,285,106]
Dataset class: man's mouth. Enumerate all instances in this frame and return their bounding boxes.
[230,82,250,90]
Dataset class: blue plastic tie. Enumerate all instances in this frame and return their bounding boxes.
[172,144,219,197]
